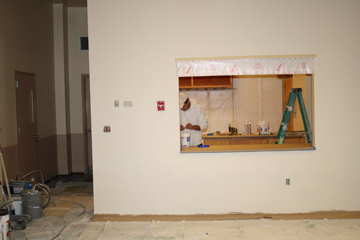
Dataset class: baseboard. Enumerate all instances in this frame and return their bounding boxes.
[44,172,88,184]
[91,211,360,222]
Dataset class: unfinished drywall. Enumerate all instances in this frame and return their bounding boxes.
[87,0,360,215]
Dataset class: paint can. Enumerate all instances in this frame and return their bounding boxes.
[256,121,270,133]
[180,133,191,147]
[0,209,9,240]
[21,190,43,219]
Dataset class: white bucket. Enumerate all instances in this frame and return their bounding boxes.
[0,209,9,240]
[256,121,270,133]
[12,196,22,215]
[180,133,191,147]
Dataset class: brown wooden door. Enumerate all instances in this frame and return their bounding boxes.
[82,75,92,174]
[283,77,293,132]
[15,71,39,182]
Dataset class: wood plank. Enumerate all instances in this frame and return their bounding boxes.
[284,137,305,144]
[229,138,249,145]
[179,76,232,89]
[283,77,294,131]
[203,134,305,145]
[248,138,267,144]
[203,139,230,145]
[292,74,307,131]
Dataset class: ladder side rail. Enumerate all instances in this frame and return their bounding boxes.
[296,93,313,143]
[276,92,297,144]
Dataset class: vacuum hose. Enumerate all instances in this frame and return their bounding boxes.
[31,183,51,209]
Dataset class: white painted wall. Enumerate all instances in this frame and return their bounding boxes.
[88,0,360,214]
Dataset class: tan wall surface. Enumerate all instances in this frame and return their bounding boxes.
[87,0,360,215]
[0,1,56,144]
[68,7,89,134]
[38,135,58,182]
[0,1,58,180]
[54,4,67,135]
[53,5,89,175]
[1,145,19,181]
[54,3,70,174]
[68,7,89,173]
[56,134,68,174]
[70,133,85,173]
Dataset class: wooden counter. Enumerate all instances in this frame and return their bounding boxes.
[180,133,313,153]
[202,133,306,145]
[181,143,314,153]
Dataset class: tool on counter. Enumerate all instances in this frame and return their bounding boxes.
[244,121,251,135]
[256,121,270,133]
[228,124,238,134]
[276,88,312,144]
[259,132,271,135]
[198,145,209,148]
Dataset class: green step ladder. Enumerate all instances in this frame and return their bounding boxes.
[276,88,313,144]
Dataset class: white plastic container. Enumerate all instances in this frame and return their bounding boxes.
[256,121,270,133]
[180,133,191,147]
[244,122,251,135]
[0,209,9,240]
[12,196,22,215]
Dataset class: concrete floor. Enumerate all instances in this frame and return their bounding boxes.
[45,173,93,188]
[9,174,93,240]
[8,175,360,240]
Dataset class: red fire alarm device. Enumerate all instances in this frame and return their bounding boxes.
[157,101,165,111]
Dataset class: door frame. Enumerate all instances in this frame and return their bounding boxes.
[81,74,92,175]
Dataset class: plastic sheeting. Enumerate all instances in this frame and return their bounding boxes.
[182,76,282,134]
[79,219,360,240]
[176,56,317,76]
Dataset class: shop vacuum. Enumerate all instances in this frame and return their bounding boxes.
[1,180,51,233]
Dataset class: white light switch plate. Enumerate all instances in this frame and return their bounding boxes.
[124,101,132,107]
